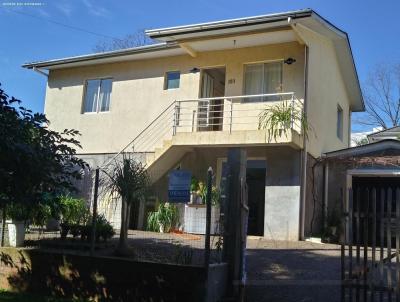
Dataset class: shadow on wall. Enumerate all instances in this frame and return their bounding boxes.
[0,248,206,302]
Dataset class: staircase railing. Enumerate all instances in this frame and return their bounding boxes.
[101,92,302,168]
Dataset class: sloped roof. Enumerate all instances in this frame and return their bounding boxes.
[323,139,400,158]
[22,9,363,111]
[367,126,400,139]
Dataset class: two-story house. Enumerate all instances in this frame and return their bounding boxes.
[23,9,364,241]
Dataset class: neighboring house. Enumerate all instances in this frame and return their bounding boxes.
[351,127,381,146]
[23,9,364,241]
[367,126,400,143]
[322,140,400,235]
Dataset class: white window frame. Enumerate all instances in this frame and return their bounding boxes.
[243,60,283,102]
[82,78,112,114]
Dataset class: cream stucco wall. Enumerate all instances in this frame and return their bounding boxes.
[44,42,305,154]
[297,27,352,157]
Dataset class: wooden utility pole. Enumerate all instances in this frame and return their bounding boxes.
[1,206,6,247]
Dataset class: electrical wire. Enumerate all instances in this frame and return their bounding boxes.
[2,7,123,41]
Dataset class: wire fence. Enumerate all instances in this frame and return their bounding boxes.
[0,201,224,267]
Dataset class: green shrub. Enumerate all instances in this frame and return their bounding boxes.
[59,196,88,225]
[146,202,179,233]
[65,215,115,243]
[95,214,115,242]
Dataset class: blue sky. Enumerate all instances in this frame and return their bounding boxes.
[1,0,399,132]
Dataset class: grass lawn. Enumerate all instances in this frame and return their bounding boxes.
[0,290,85,302]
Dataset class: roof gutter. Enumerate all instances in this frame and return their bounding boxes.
[22,42,179,70]
[146,10,313,39]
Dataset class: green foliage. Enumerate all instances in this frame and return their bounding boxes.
[6,203,30,221]
[94,214,115,242]
[59,196,88,225]
[353,137,369,146]
[0,84,87,210]
[31,203,52,227]
[103,154,150,207]
[190,177,199,192]
[146,202,179,233]
[197,183,220,205]
[61,214,115,242]
[258,101,311,140]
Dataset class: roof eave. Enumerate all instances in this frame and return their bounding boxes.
[146,9,313,40]
[22,42,178,70]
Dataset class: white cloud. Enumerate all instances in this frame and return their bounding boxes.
[82,0,110,18]
[56,2,73,17]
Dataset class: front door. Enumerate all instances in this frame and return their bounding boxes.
[198,68,225,131]
[247,160,266,236]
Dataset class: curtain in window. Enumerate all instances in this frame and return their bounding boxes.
[99,79,112,111]
[244,64,263,96]
[244,62,282,102]
[84,79,100,112]
[264,62,282,95]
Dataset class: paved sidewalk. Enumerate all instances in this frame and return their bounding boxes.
[245,238,342,302]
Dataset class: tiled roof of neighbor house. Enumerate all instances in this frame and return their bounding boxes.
[367,126,400,139]
[323,139,400,158]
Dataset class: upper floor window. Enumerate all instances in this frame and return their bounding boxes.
[337,105,343,140]
[164,71,180,90]
[244,61,282,102]
[83,78,112,113]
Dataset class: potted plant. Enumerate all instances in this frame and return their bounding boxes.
[190,177,199,204]
[6,203,29,247]
[146,202,179,233]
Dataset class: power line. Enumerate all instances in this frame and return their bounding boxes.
[2,7,123,41]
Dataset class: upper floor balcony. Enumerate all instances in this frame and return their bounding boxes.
[173,92,303,146]
[129,92,304,164]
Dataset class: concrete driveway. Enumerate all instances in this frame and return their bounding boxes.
[245,238,342,302]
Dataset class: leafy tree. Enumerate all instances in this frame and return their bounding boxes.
[0,85,86,235]
[103,153,149,255]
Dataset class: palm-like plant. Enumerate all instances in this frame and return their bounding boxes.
[258,101,311,141]
[103,153,149,254]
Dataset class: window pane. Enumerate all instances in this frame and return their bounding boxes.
[99,79,112,112]
[264,62,282,94]
[166,71,180,89]
[244,64,263,99]
[337,106,343,140]
[84,80,100,112]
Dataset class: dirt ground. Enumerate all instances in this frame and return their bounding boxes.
[245,238,342,302]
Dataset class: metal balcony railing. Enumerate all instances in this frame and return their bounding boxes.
[103,92,303,166]
[173,92,302,135]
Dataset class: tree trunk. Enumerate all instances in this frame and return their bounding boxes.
[118,197,128,250]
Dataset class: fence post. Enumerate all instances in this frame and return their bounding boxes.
[1,206,6,247]
[90,168,100,256]
[204,167,213,274]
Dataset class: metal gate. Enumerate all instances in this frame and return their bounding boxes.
[342,187,400,301]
